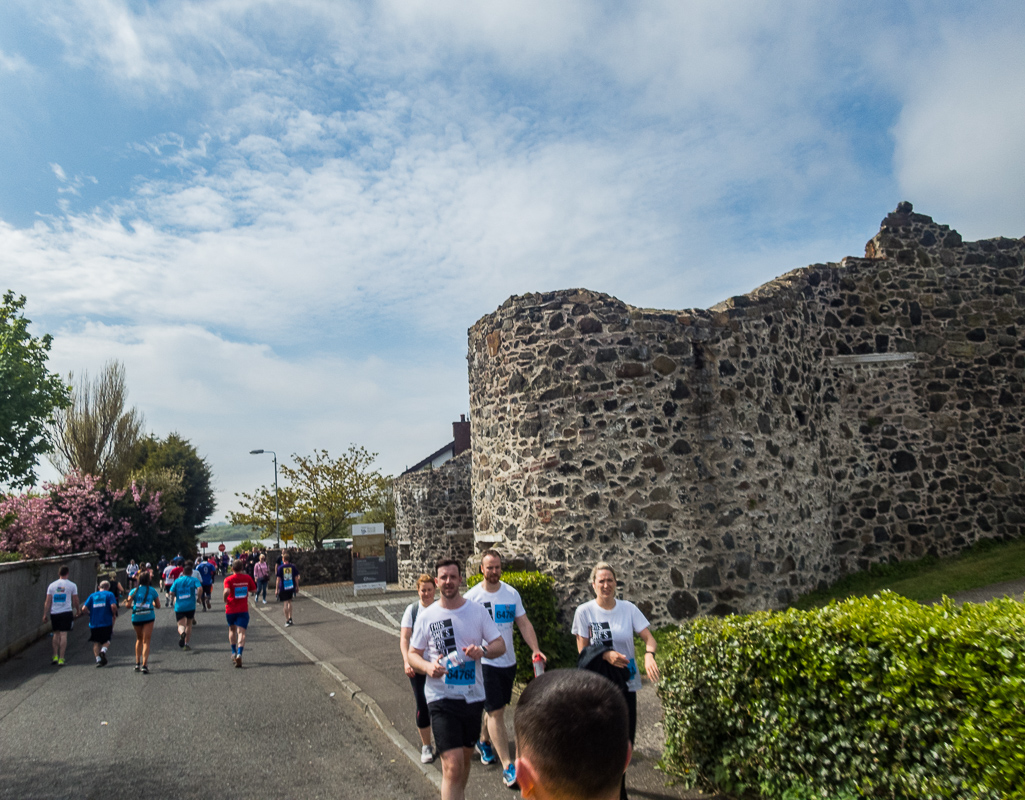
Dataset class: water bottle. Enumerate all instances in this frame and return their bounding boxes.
[532,653,545,677]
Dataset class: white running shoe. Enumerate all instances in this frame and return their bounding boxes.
[420,745,435,764]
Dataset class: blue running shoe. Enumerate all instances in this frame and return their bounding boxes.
[503,763,518,789]
[475,740,496,765]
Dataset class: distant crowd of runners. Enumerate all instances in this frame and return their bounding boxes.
[42,550,300,672]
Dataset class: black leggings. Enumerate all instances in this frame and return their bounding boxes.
[410,673,430,729]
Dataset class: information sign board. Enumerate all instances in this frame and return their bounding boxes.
[352,523,387,594]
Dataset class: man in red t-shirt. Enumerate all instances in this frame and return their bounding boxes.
[222,560,257,668]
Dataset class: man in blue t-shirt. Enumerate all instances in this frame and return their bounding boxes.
[170,561,204,650]
[80,580,118,667]
[194,558,216,611]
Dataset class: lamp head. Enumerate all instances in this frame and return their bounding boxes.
[249,449,264,454]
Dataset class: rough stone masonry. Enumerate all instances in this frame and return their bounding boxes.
[467,204,1024,626]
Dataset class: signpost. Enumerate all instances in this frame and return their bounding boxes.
[352,523,386,595]
[218,543,226,552]
[200,541,208,557]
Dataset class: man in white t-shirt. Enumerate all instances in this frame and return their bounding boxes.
[464,549,546,790]
[409,559,505,800]
[43,565,80,666]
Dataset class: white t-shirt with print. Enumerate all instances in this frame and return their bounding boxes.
[46,579,79,614]
[400,601,432,630]
[409,599,501,704]
[464,581,525,669]
[571,598,651,692]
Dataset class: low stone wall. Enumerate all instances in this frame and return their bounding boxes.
[265,548,353,584]
[0,553,99,664]
[394,452,475,587]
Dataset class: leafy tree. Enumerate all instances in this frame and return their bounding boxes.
[133,432,215,556]
[231,539,262,557]
[48,360,144,488]
[231,446,385,549]
[0,470,162,562]
[0,292,71,489]
[356,475,395,533]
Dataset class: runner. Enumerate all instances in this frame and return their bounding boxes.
[408,559,505,800]
[194,556,217,611]
[464,550,546,789]
[43,566,80,666]
[171,561,203,651]
[79,580,118,667]
[400,573,438,764]
[126,559,140,589]
[162,560,177,606]
[223,560,257,667]
[275,551,300,626]
[125,572,161,672]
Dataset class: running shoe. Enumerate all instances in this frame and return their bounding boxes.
[141,664,149,674]
[134,663,141,672]
[57,658,65,666]
[183,644,192,651]
[99,652,107,666]
[234,655,242,668]
[52,656,59,665]
[475,740,497,765]
[285,619,293,627]
[502,764,518,789]
[178,632,186,648]
[420,745,435,764]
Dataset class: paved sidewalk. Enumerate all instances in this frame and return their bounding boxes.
[289,583,704,799]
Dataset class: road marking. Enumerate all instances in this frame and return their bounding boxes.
[256,606,442,792]
[305,594,400,637]
[376,606,400,627]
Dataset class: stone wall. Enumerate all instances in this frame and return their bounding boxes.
[265,548,353,584]
[467,204,1024,626]
[394,452,475,587]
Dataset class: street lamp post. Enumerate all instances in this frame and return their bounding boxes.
[249,449,280,549]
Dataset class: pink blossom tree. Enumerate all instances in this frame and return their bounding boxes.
[0,471,163,561]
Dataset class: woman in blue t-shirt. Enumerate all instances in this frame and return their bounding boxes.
[124,573,161,673]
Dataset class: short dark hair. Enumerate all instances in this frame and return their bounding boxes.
[479,549,502,570]
[232,560,244,573]
[435,558,462,576]
[59,566,70,577]
[282,551,291,562]
[515,670,629,799]
[184,560,194,575]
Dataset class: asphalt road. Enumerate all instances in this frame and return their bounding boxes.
[0,581,436,800]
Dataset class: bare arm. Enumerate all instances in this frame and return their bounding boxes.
[576,633,629,668]
[400,628,416,677]
[465,635,505,662]
[638,627,660,682]
[515,615,546,662]
[42,595,52,623]
[408,646,446,679]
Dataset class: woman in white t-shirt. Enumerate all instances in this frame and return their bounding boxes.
[400,574,437,764]
[572,561,659,753]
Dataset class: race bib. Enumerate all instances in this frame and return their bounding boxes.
[135,602,152,611]
[283,579,294,590]
[493,604,516,624]
[445,660,476,686]
[233,586,248,599]
[52,593,67,604]
[177,590,192,600]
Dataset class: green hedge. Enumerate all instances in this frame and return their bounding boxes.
[466,569,576,683]
[657,591,1025,799]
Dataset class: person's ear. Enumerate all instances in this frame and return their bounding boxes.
[514,756,538,797]
[624,741,633,772]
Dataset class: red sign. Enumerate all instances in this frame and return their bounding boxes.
[218,543,226,552]
[200,541,208,549]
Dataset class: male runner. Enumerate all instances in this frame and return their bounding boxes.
[513,670,631,800]
[194,556,217,611]
[43,566,80,665]
[408,559,505,800]
[464,550,546,789]
[275,551,300,626]
[171,561,203,650]
[162,560,177,606]
[80,580,118,666]
[223,560,257,667]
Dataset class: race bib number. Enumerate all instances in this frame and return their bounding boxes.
[493,604,516,624]
[52,593,67,604]
[177,590,192,600]
[445,661,476,686]
[234,586,248,599]
[135,602,152,611]
[627,658,638,680]
[283,579,294,590]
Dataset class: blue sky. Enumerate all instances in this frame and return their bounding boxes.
[1,0,1022,520]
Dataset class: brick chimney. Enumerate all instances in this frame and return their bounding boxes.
[453,414,471,456]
